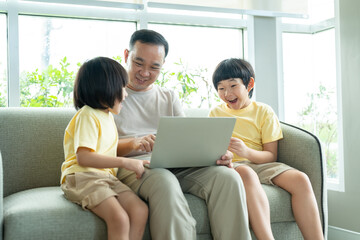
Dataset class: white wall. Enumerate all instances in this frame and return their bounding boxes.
[328,0,360,234]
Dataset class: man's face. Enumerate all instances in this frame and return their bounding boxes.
[125,41,165,92]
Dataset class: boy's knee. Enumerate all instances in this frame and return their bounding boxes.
[286,170,313,194]
[235,165,258,183]
[296,171,312,189]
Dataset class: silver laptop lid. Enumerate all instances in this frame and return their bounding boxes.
[149,117,236,168]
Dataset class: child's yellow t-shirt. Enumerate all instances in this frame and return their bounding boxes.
[61,105,118,184]
[209,101,283,162]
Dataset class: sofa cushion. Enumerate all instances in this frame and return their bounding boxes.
[263,184,294,223]
[4,187,107,240]
[3,185,293,240]
[3,187,213,240]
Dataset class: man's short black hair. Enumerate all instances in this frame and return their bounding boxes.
[212,58,255,98]
[73,57,128,110]
[129,29,169,58]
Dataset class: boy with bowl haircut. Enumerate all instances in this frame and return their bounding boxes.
[209,58,324,240]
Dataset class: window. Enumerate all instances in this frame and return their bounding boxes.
[0,14,7,107]
[149,23,243,109]
[282,0,334,25]
[282,29,341,184]
[19,15,136,107]
[3,1,245,107]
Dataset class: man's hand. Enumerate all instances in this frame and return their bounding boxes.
[216,150,234,168]
[133,134,156,152]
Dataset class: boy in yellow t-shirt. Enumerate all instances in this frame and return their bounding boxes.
[61,57,149,240]
[209,58,324,240]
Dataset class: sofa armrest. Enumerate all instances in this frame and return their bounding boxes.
[277,122,327,238]
[0,151,3,240]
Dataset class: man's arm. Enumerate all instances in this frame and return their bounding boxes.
[171,89,185,117]
[117,134,156,156]
[117,138,136,156]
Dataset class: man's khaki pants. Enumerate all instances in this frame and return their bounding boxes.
[118,166,251,240]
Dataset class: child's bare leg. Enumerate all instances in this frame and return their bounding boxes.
[116,191,148,240]
[236,166,274,240]
[272,170,324,240]
[91,196,130,240]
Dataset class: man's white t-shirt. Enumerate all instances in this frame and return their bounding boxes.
[114,85,185,138]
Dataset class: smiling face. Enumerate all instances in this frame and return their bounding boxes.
[217,78,254,110]
[124,41,165,92]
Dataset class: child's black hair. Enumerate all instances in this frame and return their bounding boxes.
[212,58,255,98]
[73,57,128,110]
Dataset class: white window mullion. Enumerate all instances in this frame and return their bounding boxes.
[7,0,20,107]
[330,0,344,192]
[252,16,283,118]
[138,0,148,29]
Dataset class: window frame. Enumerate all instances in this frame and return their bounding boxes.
[0,13,7,107]
[2,0,247,107]
[281,18,344,192]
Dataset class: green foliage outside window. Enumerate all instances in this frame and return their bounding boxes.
[20,57,75,107]
[298,83,338,178]
[0,62,6,107]
[1,56,219,109]
[155,58,219,109]
[0,83,6,107]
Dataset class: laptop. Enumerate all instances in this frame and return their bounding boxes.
[134,117,236,168]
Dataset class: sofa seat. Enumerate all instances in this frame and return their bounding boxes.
[3,187,214,240]
[3,185,294,240]
[4,187,106,239]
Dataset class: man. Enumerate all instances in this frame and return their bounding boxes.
[114,29,251,240]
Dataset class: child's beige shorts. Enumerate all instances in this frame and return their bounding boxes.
[233,161,294,185]
[61,171,132,210]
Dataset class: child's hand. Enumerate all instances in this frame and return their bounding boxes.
[216,150,234,168]
[228,137,249,158]
[124,159,150,179]
[133,134,156,152]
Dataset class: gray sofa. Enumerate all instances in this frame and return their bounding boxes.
[0,107,327,240]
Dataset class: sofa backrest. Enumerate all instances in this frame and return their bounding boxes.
[183,108,209,117]
[0,107,208,197]
[0,108,76,197]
